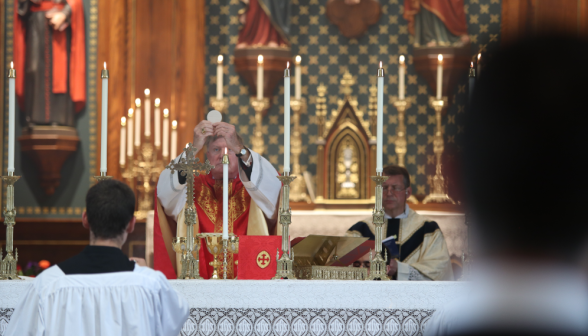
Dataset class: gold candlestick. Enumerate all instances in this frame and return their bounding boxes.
[1,174,21,280]
[272,173,297,280]
[391,97,419,204]
[122,142,163,219]
[423,97,455,204]
[289,98,311,203]
[166,143,214,279]
[367,173,390,281]
[250,97,270,155]
[209,97,228,114]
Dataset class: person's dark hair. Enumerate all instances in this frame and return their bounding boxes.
[85,180,136,239]
[205,133,245,151]
[463,35,588,262]
[382,165,410,188]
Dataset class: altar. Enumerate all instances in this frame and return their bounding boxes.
[0,279,465,336]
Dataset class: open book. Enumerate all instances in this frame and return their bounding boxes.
[382,235,399,260]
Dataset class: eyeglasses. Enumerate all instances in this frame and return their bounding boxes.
[382,185,407,193]
[352,261,371,268]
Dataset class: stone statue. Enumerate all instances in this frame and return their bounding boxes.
[403,0,469,47]
[14,0,86,127]
[237,0,290,48]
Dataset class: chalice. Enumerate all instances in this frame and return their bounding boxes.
[201,233,239,279]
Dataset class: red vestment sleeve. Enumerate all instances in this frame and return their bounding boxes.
[153,190,178,279]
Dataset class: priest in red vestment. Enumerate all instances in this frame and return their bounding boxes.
[154,121,281,279]
[14,0,86,126]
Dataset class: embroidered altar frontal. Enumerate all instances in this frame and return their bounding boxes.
[0,279,465,336]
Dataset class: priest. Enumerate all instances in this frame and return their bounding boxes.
[346,165,453,280]
[154,120,281,279]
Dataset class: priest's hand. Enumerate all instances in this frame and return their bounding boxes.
[130,257,147,267]
[213,122,243,153]
[193,120,214,153]
[386,259,398,279]
[46,10,68,31]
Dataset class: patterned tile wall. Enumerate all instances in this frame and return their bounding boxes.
[205,0,501,196]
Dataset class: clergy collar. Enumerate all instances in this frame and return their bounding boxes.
[384,204,410,220]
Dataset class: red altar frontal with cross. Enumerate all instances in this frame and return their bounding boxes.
[237,236,282,280]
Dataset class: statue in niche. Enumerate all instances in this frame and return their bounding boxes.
[14,0,86,127]
[403,0,469,47]
[236,0,290,48]
[336,138,360,199]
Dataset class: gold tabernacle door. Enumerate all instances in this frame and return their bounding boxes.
[291,235,372,280]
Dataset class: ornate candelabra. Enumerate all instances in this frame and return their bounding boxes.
[392,97,419,204]
[250,97,270,155]
[423,97,455,204]
[367,174,390,281]
[272,173,297,279]
[289,98,311,203]
[167,143,214,279]
[209,97,228,115]
[1,174,21,280]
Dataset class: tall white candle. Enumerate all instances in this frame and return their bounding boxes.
[222,148,229,240]
[171,120,178,159]
[144,89,151,137]
[120,117,126,166]
[101,63,109,174]
[295,55,301,100]
[257,55,264,100]
[135,98,141,147]
[284,63,291,173]
[217,55,223,100]
[376,62,384,173]
[163,109,170,159]
[7,62,15,174]
[127,109,134,157]
[154,98,161,147]
[436,54,443,100]
[399,55,405,100]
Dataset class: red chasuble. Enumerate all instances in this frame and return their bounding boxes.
[13,0,86,112]
[154,174,254,279]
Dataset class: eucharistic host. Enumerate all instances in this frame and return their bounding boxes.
[154,113,281,279]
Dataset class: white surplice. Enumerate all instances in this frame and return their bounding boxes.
[157,149,281,222]
[4,264,189,336]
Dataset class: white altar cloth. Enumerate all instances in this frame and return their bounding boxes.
[0,279,466,336]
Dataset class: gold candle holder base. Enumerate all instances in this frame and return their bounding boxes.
[366,174,390,281]
[209,97,228,114]
[173,236,203,280]
[1,175,22,281]
[272,174,297,280]
[93,174,112,182]
[423,97,455,204]
[250,97,270,155]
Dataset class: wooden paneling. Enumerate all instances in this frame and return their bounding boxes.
[97,0,206,180]
[501,0,588,45]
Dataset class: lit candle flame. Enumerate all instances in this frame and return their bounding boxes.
[128,108,134,117]
[471,62,474,67]
[104,62,107,70]
[10,62,13,69]
[225,147,227,155]
[155,98,160,107]
[172,120,178,129]
[258,55,263,64]
[438,54,443,62]
[287,61,290,69]
[399,55,405,64]
[135,98,141,107]
[477,53,481,61]
[144,88,150,96]
[295,55,301,64]
[163,108,169,118]
[218,55,223,63]
[379,61,383,69]
[121,117,126,126]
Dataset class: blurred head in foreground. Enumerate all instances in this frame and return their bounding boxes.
[463,35,588,266]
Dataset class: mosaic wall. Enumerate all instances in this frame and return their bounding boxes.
[205,0,501,196]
